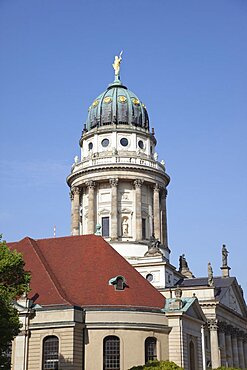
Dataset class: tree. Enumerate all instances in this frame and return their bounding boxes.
[128,360,184,370]
[0,235,30,369]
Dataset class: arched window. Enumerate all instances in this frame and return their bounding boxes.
[189,340,196,370]
[103,335,120,370]
[145,337,157,363]
[43,336,59,370]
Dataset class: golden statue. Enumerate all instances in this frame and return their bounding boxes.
[112,51,123,77]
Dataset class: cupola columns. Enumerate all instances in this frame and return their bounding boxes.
[110,178,118,240]
[71,187,80,235]
[153,184,161,241]
[134,180,143,240]
[161,189,168,248]
[86,181,96,234]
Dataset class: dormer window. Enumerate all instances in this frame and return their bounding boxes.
[116,276,124,290]
[108,275,127,291]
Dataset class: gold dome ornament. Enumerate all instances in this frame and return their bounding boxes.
[132,98,140,106]
[92,99,99,107]
[118,95,127,103]
[103,97,112,104]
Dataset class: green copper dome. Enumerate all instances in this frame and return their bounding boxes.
[85,79,149,131]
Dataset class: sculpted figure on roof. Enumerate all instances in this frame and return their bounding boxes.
[222,244,229,267]
[112,51,123,77]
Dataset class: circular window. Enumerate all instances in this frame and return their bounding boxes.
[88,142,93,150]
[101,138,109,147]
[138,140,144,149]
[146,274,154,282]
[120,138,129,147]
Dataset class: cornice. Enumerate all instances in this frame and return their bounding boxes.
[67,164,170,186]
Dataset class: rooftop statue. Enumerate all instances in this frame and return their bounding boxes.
[208,262,214,287]
[222,244,229,267]
[144,235,162,257]
[112,51,123,78]
[179,254,188,271]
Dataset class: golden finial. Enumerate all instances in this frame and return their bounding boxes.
[112,51,123,79]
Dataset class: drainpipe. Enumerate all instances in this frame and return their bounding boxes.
[201,324,206,370]
[179,317,184,368]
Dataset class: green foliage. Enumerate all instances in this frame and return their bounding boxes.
[129,360,184,370]
[0,235,31,369]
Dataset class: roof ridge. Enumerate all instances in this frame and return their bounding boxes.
[26,237,72,305]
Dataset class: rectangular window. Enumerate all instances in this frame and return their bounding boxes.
[142,218,146,240]
[102,217,110,237]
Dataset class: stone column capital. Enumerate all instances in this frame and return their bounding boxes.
[161,188,168,199]
[153,183,160,192]
[207,319,218,331]
[85,180,96,189]
[237,330,245,340]
[71,186,80,198]
[134,179,143,188]
[70,190,74,200]
[109,178,118,187]
[232,328,240,338]
[218,321,227,333]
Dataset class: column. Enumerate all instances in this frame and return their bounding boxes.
[218,322,226,366]
[86,181,95,234]
[153,183,161,241]
[71,186,80,236]
[238,332,245,369]
[208,319,220,369]
[243,336,247,369]
[109,178,118,240]
[232,329,240,368]
[160,188,168,247]
[225,325,233,367]
[134,179,143,240]
[70,189,74,235]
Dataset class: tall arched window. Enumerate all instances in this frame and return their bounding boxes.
[43,336,59,370]
[103,335,120,370]
[145,337,157,363]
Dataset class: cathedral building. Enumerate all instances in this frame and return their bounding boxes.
[9,55,247,370]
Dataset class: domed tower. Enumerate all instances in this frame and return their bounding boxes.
[67,54,170,263]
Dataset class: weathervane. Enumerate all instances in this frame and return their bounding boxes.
[112,51,123,80]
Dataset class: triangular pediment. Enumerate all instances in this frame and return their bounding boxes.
[218,278,247,317]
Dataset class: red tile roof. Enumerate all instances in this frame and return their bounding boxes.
[8,235,165,310]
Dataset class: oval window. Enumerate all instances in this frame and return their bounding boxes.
[146,273,154,282]
[88,142,93,150]
[138,140,144,149]
[120,138,128,147]
[101,138,109,147]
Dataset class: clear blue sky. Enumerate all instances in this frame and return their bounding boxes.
[1,0,247,293]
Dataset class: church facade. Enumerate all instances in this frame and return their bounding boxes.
[10,56,247,370]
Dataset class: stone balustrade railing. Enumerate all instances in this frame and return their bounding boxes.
[71,155,165,173]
